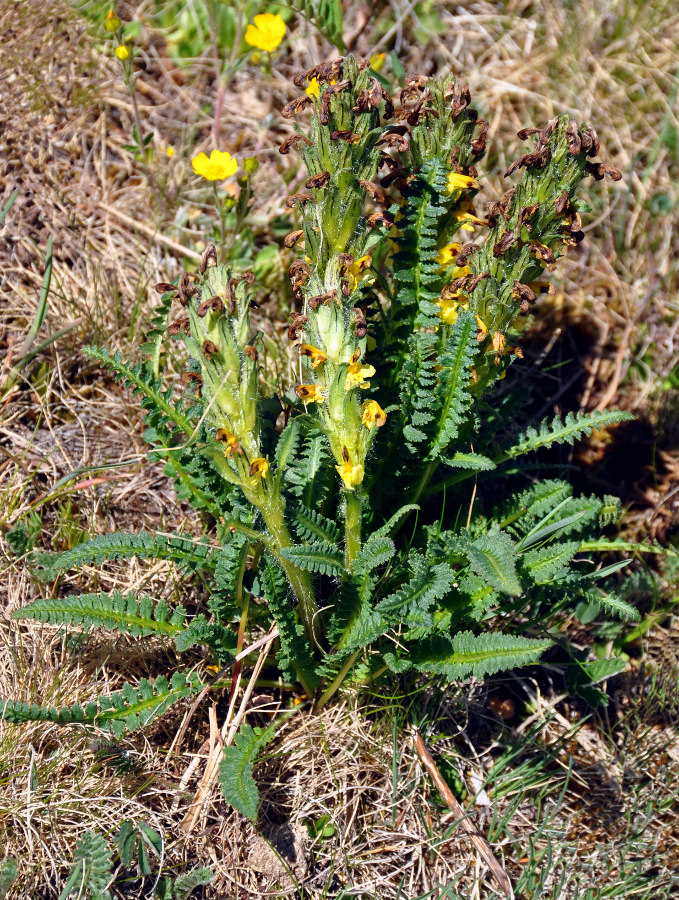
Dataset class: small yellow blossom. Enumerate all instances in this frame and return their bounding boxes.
[245,13,286,52]
[336,459,365,490]
[295,384,325,404]
[447,172,480,193]
[345,353,376,390]
[191,150,238,181]
[104,9,121,31]
[475,315,488,341]
[298,344,327,369]
[249,457,269,479]
[370,52,387,71]
[455,211,485,232]
[436,242,461,267]
[491,332,506,356]
[115,44,129,60]
[306,77,320,99]
[165,145,175,157]
[346,254,372,293]
[215,428,241,458]
[437,294,469,326]
[362,400,387,429]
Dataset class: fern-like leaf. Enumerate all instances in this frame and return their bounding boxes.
[280,542,344,576]
[412,631,553,680]
[173,868,215,900]
[466,530,522,595]
[291,504,340,544]
[218,723,277,821]
[58,830,112,900]
[497,410,634,462]
[428,312,477,459]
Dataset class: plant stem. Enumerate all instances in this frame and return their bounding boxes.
[344,491,362,570]
[314,649,360,712]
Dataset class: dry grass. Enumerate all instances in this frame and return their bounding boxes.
[1,0,678,896]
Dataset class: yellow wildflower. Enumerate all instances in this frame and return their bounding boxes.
[104,9,121,31]
[115,45,129,60]
[362,400,387,429]
[245,13,286,52]
[447,172,480,194]
[437,294,469,326]
[436,242,461,267]
[306,77,320,99]
[215,428,241,458]
[165,145,175,157]
[370,52,386,72]
[336,458,364,490]
[492,331,523,365]
[298,344,327,369]
[475,315,488,341]
[455,211,485,232]
[191,150,238,181]
[249,457,269,479]
[345,351,376,390]
[295,384,325,404]
[346,255,372,293]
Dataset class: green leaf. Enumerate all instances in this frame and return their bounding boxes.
[218,723,276,821]
[280,542,344,576]
[428,312,477,459]
[59,831,112,900]
[291,504,340,544]
[497,409,634,462]
[0,857,18,900]
[173,868,215,900]
[521,541,580,584]
[467,530,522,596]
[371,504,419,540]
[413,631,553,679]
[443,452,496,471]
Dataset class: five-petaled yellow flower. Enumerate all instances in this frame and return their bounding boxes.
[336,458,364,490]
[362,400,387,429]
[249,457,269,479]
[437,294,469,326]
[295,384,325,404]
[165,145,175,157]
[115,45,129,60]
[447,172,480,194]
[191,150,238,181]
[298,344,327,369]
[245,13,286,52]
[305,77,320,99]
[345,353,376,391]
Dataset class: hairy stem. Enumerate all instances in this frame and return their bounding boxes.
[344,491,362,570]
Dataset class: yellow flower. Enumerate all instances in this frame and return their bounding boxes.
[346,255,372,293]
[215,428,241,458]
[370,52,386,72]
[165,145,175,157]
[447,172,480,193]
[362,400,387,429]
[455,211,485,232]
[298,344,327,369]
[475,315,488,340]
[295,384,325,404]
[345,352,376,390]
[191,150,238,181]
[491,331,506,356]
[115,45,129,60]
[336,459,364,490]
[245,13,286,52]
[436,242,462,268]
[104,9,121,31]
[437,294,469,326]
[306,77,320,99]
[249,457,269,479]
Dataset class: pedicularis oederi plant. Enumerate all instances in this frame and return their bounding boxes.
[4,57,638,818]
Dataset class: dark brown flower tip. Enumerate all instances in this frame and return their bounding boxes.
[580,126,600,157]
[293,58,344,89]
[287,313,309,341]
[306,171,330,189]
[178,271,197,306]
[493,230,517,257]
[603,164,622,181]
[456,243,478,266]
[566,121,581,155]
[472,120,489,154]
[359,180,386,204]
[342,445,350,462]
[155,282,177,295]
[285,191,315,208]
[529,241,556,267]
[199,243,218,275]
[497,187,516,219]
[308,290,338,308]
[377,129,409,152]
[467,272,490,292]
[203,340,219,358]
[330,130,361,144]
[517,126,539,140]
[367,211,394,228]
[518,203,539,231]
[353,77,383,113]
[278,134,313,155]
[441,277,469,299]
[537,117,559,145]
[450,81,471,118]
[381,87,394,119]
[181,371,203,386]
[243,344,257,361]
[288,260,311,291]
[281,96,312,119]
[283,229,304,249]
[196,295,225,317]
[168,317,190,336]
[554,190,570,215]
[585,161,606,180]
[337,253,354,269]
[513,282,537,313]
[504,146,551,177]
[351,307,367,337]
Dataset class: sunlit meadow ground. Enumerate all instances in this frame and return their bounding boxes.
[0,0,677,897]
